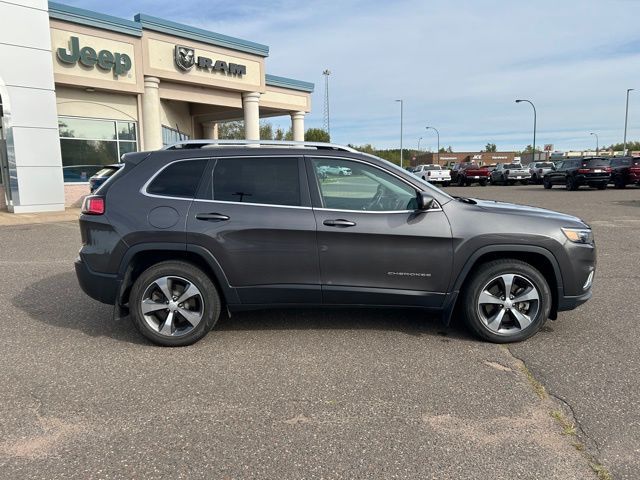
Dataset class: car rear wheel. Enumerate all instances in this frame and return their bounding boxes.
[461,259,551,343]
[479,179,487,186]
[130,261,221,347]
[596,182,607,190]
[613,177,626,189]
[566,177,578,191]
[543,178,552,189]
[443,181,450,187]
[458,176,465,186]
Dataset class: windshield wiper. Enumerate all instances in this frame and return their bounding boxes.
[453,196,477,205]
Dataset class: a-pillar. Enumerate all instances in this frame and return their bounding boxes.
[142,77,162,150]
[291,111,305,142]
[242,92,260,140]
[202,122,219,139]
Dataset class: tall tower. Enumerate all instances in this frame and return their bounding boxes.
[322,69,331,138]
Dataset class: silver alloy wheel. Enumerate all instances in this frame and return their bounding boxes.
[476,273,540,336]
[141,275,204,337]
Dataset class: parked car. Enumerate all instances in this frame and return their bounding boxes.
[411,164,451,186]
[89,164,123,193]
[451,162,489,186]
[543,157,611,190]
[76,140,595,346]
[527,162,555,184]
[610,156,640,188]
[490,163,530,185]
[322,165,352,176]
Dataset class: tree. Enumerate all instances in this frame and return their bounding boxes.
[304,128,330,142]
[484,143,497,152]
[439,146,453,153]
[523,145,542,153]
[217,121,244,139]
[604,141,640,152]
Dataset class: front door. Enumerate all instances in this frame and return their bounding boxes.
[307,156,453,307]
[187,155,320,305]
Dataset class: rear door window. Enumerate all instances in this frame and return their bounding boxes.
[210,157,301,206]
[147,159,207,198]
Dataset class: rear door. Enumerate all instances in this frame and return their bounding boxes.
[549,161,566,184]
[307,156,453,307]
[187,155,320,304]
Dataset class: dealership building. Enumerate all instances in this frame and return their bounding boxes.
[413,151,518,167]
[0,1,314,213]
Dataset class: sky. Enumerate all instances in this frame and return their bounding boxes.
[62,0,640,152]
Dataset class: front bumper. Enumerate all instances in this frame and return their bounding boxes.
[75,256,120,305]
[558,289,592,312]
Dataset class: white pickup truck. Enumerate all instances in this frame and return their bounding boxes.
[411,164,451,186]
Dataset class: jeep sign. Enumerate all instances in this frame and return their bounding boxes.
[57,36,132,77]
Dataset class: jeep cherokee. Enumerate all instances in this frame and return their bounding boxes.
[75,141,596,346]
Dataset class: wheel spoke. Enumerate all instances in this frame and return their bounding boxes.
[486,308,506,332]
[154,277,173,302]
[510,308,532,330]
[159,311,175,335]
[176,283,200,304]
[479,290,504,305]
[177,307,202,327]
[500,274,515,297]
[141,298,168,314]
[513,286,539,303]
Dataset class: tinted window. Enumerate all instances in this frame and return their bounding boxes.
[425,165,441,170]
[582,158,610,168]
[312,158,417,211]
[147,159,207,198]
[536,162,554,168]
[211,157,300,206]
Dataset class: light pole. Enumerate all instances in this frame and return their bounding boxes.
[590,132,599,154]
[322,69,331,138]
[623,88,634,155]
[516,99,536,162]
[395,100,403,168]
[425,126,440,164]
[417,136,423,151]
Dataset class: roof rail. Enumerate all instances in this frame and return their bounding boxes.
[162,139,359,153]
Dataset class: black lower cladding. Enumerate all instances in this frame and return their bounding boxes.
[74,257,120,305]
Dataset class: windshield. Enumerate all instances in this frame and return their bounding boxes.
[363,153,454,201]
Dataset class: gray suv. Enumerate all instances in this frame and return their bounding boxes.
[75,141,595,346]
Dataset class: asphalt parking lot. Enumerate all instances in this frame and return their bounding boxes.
[1,184,638,479]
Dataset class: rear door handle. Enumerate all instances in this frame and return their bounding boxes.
[323,219,356,228]
[195,213,230,222]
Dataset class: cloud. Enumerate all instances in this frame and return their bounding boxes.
[61,0,640,151]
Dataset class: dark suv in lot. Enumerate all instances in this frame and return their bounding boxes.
[76,141,596,346]
[610,156,640,188]
[543,157,611,190]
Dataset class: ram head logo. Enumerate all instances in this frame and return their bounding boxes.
[175,45,195,71]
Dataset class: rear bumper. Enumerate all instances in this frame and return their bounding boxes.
[576,174,609,184]
[75,257,120,305]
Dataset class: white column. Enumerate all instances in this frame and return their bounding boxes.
[291,111,305,142]
[142,77,162,150]
[242,92,261,140]
[202,122,218,140]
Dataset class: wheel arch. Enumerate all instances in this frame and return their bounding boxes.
[444,245,563,324]
[117,243,238,308]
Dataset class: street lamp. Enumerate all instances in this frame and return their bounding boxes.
[417,136,423,151]
[515,99,537,162]
[425,126,440,164]
[623,88,634,155]
[590,132,599,154]
[395,100,403,168]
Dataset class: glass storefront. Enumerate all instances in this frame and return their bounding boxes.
[58,116,138,183]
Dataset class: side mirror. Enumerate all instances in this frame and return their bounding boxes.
[416,191,434,211]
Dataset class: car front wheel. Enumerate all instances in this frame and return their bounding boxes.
[461,259,551,343]
[543,178,552,189]
[130,261,221,347]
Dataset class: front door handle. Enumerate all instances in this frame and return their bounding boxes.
[323,219,356,228]
[195,213,230,222]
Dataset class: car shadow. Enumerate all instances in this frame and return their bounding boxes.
[13,271,474,344]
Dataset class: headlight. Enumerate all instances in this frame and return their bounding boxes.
[562,227,594,244]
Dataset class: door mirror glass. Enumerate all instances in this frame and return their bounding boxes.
[416,191,434,211]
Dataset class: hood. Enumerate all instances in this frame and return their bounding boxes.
[472,199,587,226]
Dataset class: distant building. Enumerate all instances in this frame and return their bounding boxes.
[412,151,517,167]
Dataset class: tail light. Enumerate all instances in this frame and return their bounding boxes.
[82,196,105,215]
[604,167,612,173]
[427,171,431,177]
[630,166,640,173]
[578,168,590,174]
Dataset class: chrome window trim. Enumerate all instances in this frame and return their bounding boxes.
[314,201,442,214]
[189,198,312,210]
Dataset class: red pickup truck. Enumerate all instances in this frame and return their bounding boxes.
[451,162,489,186]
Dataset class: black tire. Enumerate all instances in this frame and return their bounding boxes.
[507,180,514,186]
[129,260,221,347]
[543,178,552,189]
[443,181,450,187]
[566,177,578,191]
[613,177,626,189]
[458,176,465,186]
[532,174,538,184]
[422,176,426,180]
[521,179,528,185]
[596,182,607,190]
[479,179,487,187]
[461,259,551,343]
[465,180,472,187]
